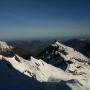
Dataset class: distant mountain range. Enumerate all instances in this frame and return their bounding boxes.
[4,38,90,59]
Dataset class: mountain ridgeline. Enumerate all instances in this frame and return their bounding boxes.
[0,40,90,90]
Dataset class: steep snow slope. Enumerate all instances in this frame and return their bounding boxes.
[0,55,45,90]
[0,55,73,82]
[38,41,90,84]
[0,40,90,90]
[0,54,90,90]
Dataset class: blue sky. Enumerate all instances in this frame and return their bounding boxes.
[0,0,90,40]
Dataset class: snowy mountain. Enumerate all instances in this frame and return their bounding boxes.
[38,41,90,80]
[0,41,90,90]
[0,41,14,57]
[0,54,90,90]
[0,41,13,51]
[0,55,73,82]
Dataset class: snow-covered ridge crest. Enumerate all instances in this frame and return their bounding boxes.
[52,41,90,73]
[38,41,90,81]
[0,40,90,90]
[52,41,88,62]
[0,54,87,83]
[0,54,90,89]
[1,54,71,82]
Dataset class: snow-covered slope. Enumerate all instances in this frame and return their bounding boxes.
[0,55,73,82]
[38,41,90,84]
[0,41,90,90]
[0,55,45,90]
[0,54,90,90]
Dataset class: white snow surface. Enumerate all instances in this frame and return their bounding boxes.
[0,41,90,90]
[52,41,88,62]
[52,42,90,78]
[1,55,73,82]
[0,54,90,90]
